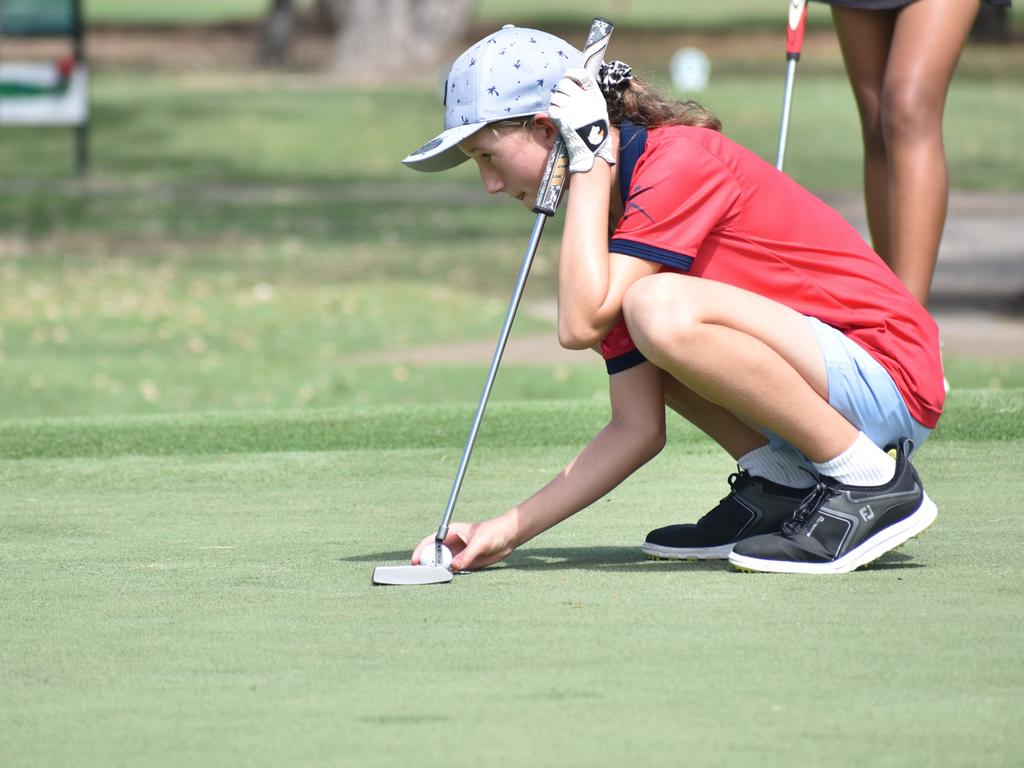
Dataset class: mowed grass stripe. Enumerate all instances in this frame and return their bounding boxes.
[0,389,1021,460]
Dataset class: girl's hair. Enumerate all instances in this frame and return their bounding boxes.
[608,75,722,132]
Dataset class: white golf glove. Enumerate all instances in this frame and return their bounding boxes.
[548,68,616,174]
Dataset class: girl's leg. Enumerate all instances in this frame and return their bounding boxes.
[661,375,767,460]
[881,0,980,305]
[831,7,896,264]
[663,376,815,487]
[622,274,857,463]
[643,372,813,561]
[624,276,939,573]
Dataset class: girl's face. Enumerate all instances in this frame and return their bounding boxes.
[459,118,558,210]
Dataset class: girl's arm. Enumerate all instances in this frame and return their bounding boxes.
[413,362,667,571]
[557,158,659,350]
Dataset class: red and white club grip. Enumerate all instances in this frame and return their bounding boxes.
[786,0,808,59]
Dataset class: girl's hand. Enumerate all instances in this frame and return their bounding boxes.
[411,517,518,572]
[548,68,615,173]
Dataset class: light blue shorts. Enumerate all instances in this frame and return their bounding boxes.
[767,316,931,457]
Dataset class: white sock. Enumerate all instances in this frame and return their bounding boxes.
[738,445,816,489]
[813,432,895,487]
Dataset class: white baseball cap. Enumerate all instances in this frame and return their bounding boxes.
[403,26,582,172]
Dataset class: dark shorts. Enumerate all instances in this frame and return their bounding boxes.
[813,0,1010,8]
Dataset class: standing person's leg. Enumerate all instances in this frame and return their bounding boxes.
[880,0,981,305]
[831,7,896,265]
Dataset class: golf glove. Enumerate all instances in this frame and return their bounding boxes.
[548,68,615,174]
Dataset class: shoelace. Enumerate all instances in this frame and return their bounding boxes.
[722,470,754,501]
[781,478,837,536]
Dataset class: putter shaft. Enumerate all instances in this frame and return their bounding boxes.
[434,212,548,543]
[432,18,614,548]
[776,57,798,171]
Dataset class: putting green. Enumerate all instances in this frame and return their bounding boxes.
[2,393,1022,766]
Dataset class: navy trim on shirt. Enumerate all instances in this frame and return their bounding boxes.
[603,121,683,376]
[609,238,695,272]
[617,119,648,205]
[605,348,647,375]
[613,121,696,273]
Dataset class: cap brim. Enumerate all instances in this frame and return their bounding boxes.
[402,121,484,173]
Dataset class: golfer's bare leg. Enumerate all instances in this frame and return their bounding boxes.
[662,375,770,461]
[623,274,856,463]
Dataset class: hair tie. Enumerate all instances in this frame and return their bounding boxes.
[598,60,633,99]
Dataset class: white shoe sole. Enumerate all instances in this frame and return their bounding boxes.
[641,542,735,560]
[728,494,938,575]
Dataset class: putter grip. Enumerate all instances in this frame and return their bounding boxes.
[533,17,614,216]
[786,0,808,60]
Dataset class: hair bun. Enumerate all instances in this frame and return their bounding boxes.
[598,60,633,99]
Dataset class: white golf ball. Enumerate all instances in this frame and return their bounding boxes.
[420,543,453,569]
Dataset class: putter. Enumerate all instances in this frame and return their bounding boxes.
[372,17,615,586]
[776,0,808,171]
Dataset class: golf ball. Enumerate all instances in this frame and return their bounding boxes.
[421,543,453,569]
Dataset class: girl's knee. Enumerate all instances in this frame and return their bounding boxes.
[622,275,656,326]
[622,274,701,354]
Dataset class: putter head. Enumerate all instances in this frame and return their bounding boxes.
[372,564,453,586]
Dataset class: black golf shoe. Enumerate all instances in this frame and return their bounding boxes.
[728,438,937,574]
[641,472,809,560]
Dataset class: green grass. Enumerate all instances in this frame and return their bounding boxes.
[3,174,1022,419]
[2,392,1023,767]
[0,390,1020,460]
[85,0,271,24]
[2,72,1023,419]
[2,69,1023,420]
[698,75,1024,191]
[0,75,458,184]
[2,69,1022,188]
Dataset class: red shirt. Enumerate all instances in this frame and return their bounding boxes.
[601,123,944,429]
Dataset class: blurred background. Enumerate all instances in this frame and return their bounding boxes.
[2,0,1022,421]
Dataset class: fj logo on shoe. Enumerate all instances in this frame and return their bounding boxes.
[805,514,825,537]
[859,504,876,522]
[577,121,608,150]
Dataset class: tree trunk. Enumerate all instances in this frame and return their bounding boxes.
[259,0,295,68]
[327,0,475,80]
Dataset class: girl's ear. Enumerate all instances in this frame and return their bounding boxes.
[532,114,560,148]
